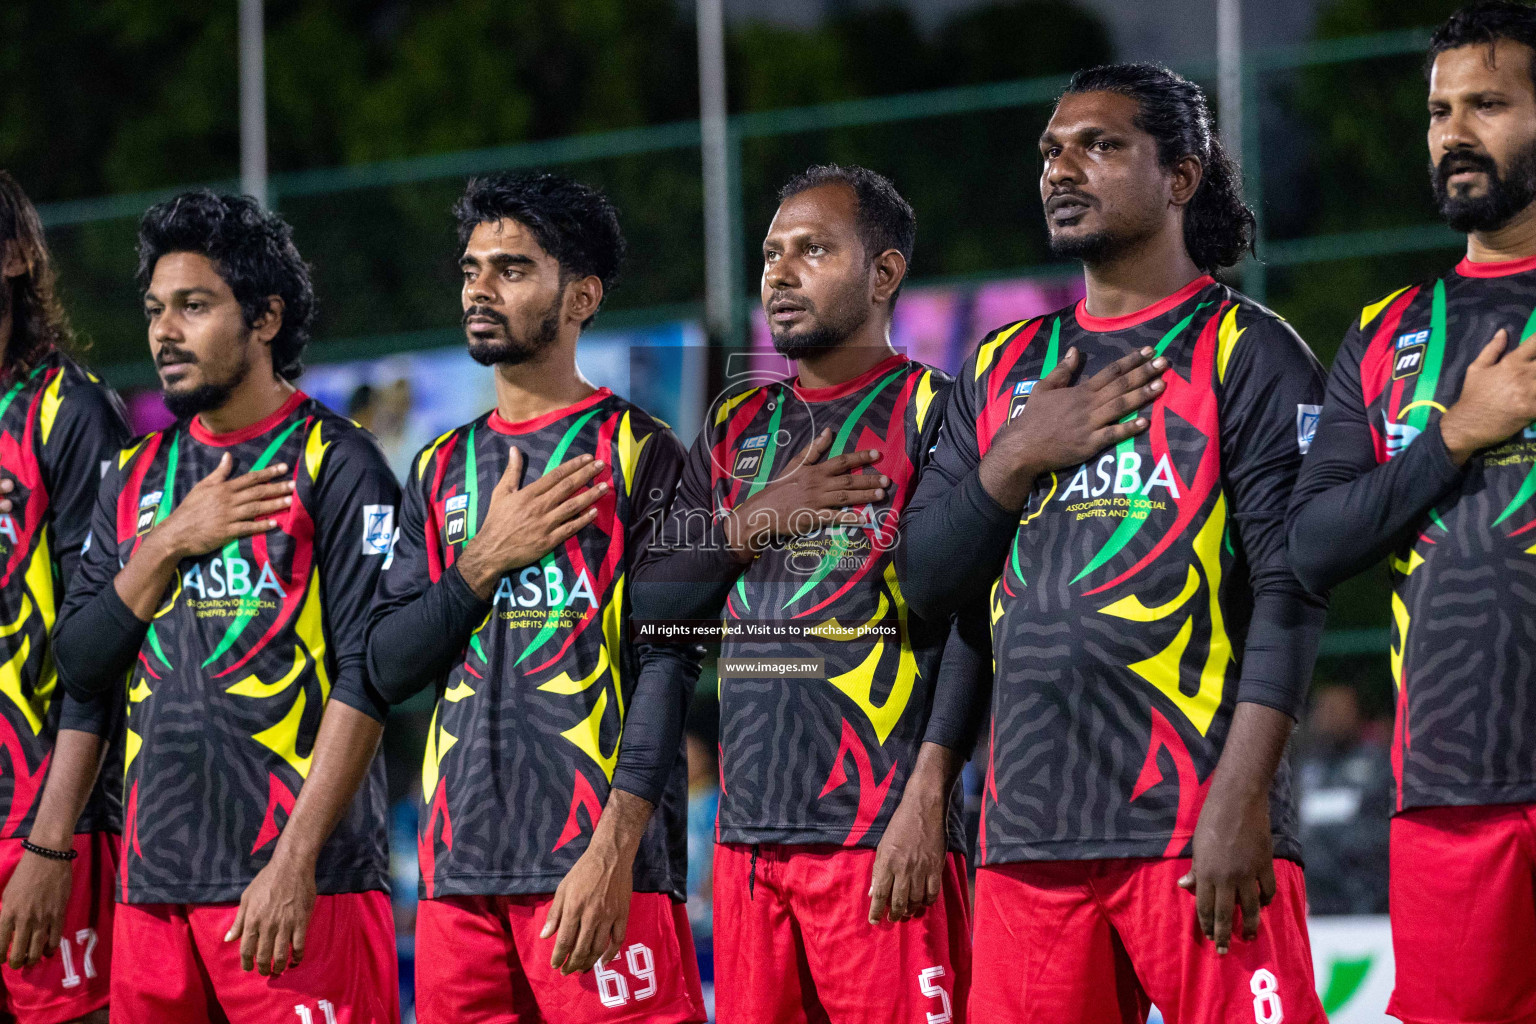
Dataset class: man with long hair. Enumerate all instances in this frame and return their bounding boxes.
[1290,4,1536,1021]
[53,190,399,1022]
[905,65,1329,1022]
[0,171,128,1024]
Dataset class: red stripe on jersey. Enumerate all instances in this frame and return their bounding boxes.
[117,433,165,545]
[1361,287,1420,462]
[817,719,896,846]
[251,774,297,854]
[0,715,48,838]
[523,411,622,673]
[420,783,453,900]
[789,371,921,620]
[1082,308,1221,597]
[424,434,461,584]
[1129,709,1213,858]
[978,319,1045,457]
[553,770,603,851]
[716,389,771,508]
[210,484,316,678]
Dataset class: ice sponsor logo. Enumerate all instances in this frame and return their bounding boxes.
[733,434,769,477]
[362,504,394,555]
[1396,329,1429,349]
[1384,420,1421,458]
[136,491,162,536]
[1296,405,1322,454]
[444,493,470,545]
[1009,380,1038,421]
[1524,420,1536,440]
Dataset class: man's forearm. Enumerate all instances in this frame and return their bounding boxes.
[268,702,383,867]
[587,789,654,864]
[1288,419,1464,593]
[26,730,105,851]
[367,566,489,704]
[113,532,184,621]
[903,470,1019,620]
[902,742,963,805]
[1209,702,1294,805]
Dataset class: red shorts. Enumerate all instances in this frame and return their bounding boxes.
[0,833,116,1024]
[1388,803,1536,1024]
[712,844,971,1024]
[970,857,1323,1024]
[414,891,705,1024]
[110,891,399,1024]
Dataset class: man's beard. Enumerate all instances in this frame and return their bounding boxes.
[465,300,561,367]
[160,343,251,419]
[1048,228,1127,265]
[768,293,869,361]
[1432,139,1536,233]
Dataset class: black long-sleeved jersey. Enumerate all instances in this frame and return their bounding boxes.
[0,349,128,839]
[1289,255,1536,813]
[367,389,696,900]
[55,392,395,903]
[635,354,989,852]
[905,277,1327,866]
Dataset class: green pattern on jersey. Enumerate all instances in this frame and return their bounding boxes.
[1492,305,1536,527]
[514,407,604,667]
[0,366,43,422]
[782,366,908,609]
[145,432,184,669]
[203,419,305,667]
[1010,320,1064,588]
[1070,304,1209,586]
[734,394,787,613]
[464,426,480,543]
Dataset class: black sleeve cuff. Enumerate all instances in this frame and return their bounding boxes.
[442,564,495,628]
[329,657,391,723]
[1235,594,1328,721]
[57,692,113,736]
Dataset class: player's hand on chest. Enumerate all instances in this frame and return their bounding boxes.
[153,452,295,562]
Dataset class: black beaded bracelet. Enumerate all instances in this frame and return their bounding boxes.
[20,839,75,861]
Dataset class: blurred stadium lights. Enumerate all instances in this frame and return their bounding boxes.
[238,0,268,210]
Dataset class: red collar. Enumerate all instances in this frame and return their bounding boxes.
[792,353,909,403]
[1455,253,1536,278]
[189,391,307,447]
[1074,275,1216,332]
[488,388,612,435]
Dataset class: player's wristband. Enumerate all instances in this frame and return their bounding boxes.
[20,839,76,861]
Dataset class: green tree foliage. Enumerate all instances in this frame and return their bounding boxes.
[2,0,1112,365]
